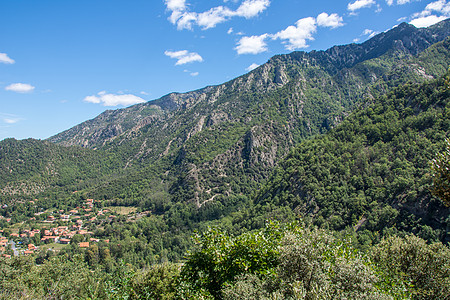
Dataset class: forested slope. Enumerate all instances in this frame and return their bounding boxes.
[0,138,123,197]
[256,74,450,243]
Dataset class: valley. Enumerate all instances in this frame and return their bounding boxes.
[0,19,449,299]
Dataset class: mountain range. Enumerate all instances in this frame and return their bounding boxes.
[1,19,449,245]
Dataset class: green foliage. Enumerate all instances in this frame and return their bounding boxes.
[275,229,395,300]
[430,138,450,206]
[186,223,432,300]
[129,263,180,300]
[0,254,96,299]
[372,235,450,299]
[179,222,285,299]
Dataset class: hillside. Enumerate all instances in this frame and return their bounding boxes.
[0,21,449,233]
[255,74,450,243]
[0,138,124,196]
[40,20,449,209]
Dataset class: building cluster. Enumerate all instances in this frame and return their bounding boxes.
[0,199,114,258]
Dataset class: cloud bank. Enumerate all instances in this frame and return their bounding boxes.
[235,12,344,54]
[410,0,450,27]
[165,0,270,30]
[347,0,376,11]
[5,83,35,93]
[0,53,15,64]
[84,91,146,106]
[165,50,204,65]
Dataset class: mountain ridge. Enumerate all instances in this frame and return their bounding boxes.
[48,20,450,150]
[2,19,450,215]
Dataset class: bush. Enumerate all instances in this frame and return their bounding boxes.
[372,235,450,299]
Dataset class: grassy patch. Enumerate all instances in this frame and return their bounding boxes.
[104,206,137,215]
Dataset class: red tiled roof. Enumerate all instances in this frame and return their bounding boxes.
[78,242,90,248]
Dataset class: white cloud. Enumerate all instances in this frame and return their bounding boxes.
[347,0,375,11]
[227,27,234,34]
[273,17,317,50]
[316,13,344,28]
[410,15,447,27]
[235,34,269,54]
[425,0,450,14]
[3,118,18,124]
[235,0,270,18]
[409,0,449,27]
[164,50,203,65]
[235,12,344,54]
[140,91,149,95]
[175,12,198,30]
[362,28,379,38]
[165,0,270,30]
[190,72,199,76]
[197,6,233,29]
[0,53,15,64]
[84,92,146,107]
[246,63,260,71]
[165,0,186,11]
[5,83,35,93]
[0,113,22,124]
[397,0,413,4]
[388,0,414,4]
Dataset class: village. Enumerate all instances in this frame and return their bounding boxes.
[0,198,143,258]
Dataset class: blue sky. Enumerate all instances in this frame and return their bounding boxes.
[1,0,449,140]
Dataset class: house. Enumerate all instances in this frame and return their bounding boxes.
[24,250,34,255]
[41,236,58,243]
[59,238,71,244]
[78,242,89,248]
